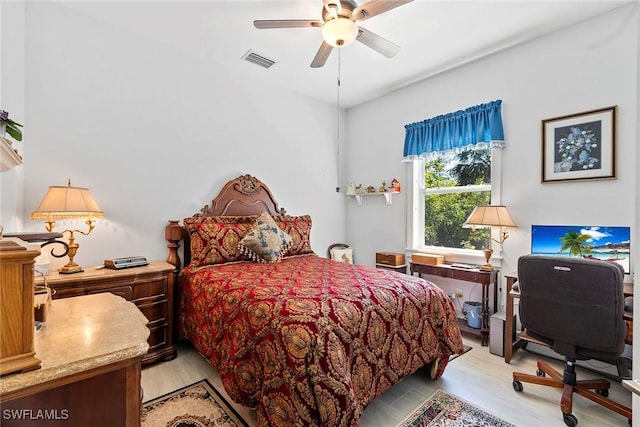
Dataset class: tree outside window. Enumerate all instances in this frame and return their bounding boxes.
[423,148,491,250]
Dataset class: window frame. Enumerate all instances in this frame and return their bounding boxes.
[407,148,504,265]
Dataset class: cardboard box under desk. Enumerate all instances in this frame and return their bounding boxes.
[411,253,445,265]
[375,252,405,266]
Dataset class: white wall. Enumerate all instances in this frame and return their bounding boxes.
[346,4,638,307]
[12,1,346,269]
[0,1,26,232]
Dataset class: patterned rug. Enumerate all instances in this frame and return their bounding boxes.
[399,389,516,427]
[142,379,248,427]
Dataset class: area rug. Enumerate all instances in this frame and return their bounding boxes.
[399,389,515,427]
[448,345,472,362]
[142,379,248,427]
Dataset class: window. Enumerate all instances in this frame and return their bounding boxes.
[410,147,501,257]
[403,99,505,259]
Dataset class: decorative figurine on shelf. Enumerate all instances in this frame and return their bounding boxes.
[355,184,363,195]
[346,181,356,196]
[365,185,376,193]
[379,181,387,192]
[391,178,401,193]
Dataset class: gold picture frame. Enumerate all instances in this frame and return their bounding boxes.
[541,106,617,183]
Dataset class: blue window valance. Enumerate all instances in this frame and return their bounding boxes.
[403,99,505,162]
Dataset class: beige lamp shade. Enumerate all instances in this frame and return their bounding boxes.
[30,180,104,274]
[463,205,517,229]
[31,180,104,221]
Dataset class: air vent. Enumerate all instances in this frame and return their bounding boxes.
[241,50,277,69]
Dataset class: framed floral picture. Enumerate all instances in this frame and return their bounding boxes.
[541,106,617,183]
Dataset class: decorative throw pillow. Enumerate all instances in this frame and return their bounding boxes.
[330,247,354,264]
[238,212,292,263]
[183,216,258,267]
[273,215,314,257]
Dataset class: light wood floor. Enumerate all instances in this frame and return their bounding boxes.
[141,335,632,426]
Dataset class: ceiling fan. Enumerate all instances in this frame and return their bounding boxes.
[253,0,414,68]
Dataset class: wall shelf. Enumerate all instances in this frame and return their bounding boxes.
[348,191,400,207]
[0,136,23,172]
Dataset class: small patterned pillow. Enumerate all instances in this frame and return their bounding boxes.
[274,215,313,257]
[238,212,293,263]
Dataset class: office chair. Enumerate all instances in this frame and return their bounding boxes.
[512,255,631,427]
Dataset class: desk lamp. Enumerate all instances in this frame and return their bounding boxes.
[31,180,104,274]
[463,205,517,271]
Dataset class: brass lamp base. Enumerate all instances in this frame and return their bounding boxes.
[58,231,84,274]
[59,263,84,274]
[481,247,494,271]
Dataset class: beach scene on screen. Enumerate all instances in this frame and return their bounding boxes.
[531,225,630,274]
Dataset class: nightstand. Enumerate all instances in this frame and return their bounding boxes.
[35,261,176,365]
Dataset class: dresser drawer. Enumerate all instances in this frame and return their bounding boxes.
[148,324,168,351]
[137,300,168,323]
[52,284,134,300]
[88,285,133,300]
[132,276,167,299]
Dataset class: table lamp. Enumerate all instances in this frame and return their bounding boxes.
[463,205,517,271]
[31,180,104,274]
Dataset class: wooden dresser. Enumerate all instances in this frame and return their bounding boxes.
[0,241,41,375]
[0,293,149,426]
[35,261,176,364]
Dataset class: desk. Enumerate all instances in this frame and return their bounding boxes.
[410,262,498,346]
[504,274,633,363]
[0,293,149,426]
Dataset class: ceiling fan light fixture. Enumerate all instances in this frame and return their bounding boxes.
[322,17,358,47]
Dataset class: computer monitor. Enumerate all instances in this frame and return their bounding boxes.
[531,225,631,274]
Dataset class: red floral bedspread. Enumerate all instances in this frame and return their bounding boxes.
[178,254,463,427]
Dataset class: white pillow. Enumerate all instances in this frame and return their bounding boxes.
[330,247,353,264]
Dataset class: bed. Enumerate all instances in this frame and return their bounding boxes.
[165,174,464,427]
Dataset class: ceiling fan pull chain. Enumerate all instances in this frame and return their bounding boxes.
[336,49,342,193]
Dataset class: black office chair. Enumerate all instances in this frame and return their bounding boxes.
[512,255,631,427]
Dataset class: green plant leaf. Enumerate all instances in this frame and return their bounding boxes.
[6,123,22,141]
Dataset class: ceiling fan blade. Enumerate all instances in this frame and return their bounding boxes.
[353,0,413,22]
[254,20,323,29]
[310,41,333,68]
[356,27,401,58]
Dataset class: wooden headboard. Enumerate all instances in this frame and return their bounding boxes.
[165,174,287,270]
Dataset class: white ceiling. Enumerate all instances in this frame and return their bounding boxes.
[61,0,631,108]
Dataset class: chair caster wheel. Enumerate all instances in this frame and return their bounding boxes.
[596,388,609,397]
[512,380,523,392]
[563,413,578,427]
[536,368,545,377]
